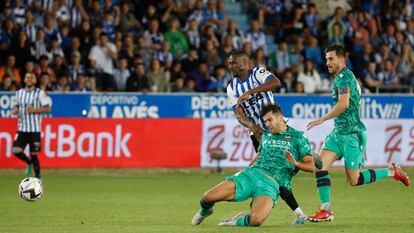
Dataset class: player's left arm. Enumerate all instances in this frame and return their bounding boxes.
[27,91,51,114]
[285,151,315,172]
[307,87,350,130]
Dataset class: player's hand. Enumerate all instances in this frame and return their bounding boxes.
[26,105,36,113]
[252,125,263,141]
[285,150,298,166]
[237,91,251,105]
[307,118,325,130]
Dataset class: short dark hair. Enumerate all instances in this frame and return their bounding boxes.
[325,44,346,58]
[229,50,250,59]
[261,103,283,116]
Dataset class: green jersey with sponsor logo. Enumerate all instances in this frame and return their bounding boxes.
[252,127,312,190]
[332,68,366,134]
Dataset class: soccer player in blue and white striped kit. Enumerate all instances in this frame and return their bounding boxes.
[12,73,51,178]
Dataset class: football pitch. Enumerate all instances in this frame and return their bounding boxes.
[1,169,413,233]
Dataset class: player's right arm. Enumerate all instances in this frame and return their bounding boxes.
[248,152,260,167]
[11,91,19,115]
[227,83,263,141]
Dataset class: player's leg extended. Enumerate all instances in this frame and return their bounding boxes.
[248,196,274,226]
[30,133,42,178]
[192,181,235,225]
[344,132,409,186]
[13,133,32,176]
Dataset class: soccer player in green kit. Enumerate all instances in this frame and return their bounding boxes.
[307,45,410,222]
[191,103,316,227]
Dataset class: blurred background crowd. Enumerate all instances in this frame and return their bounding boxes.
[0,0,413,94]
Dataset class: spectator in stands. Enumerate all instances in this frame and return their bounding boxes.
[218,34,235,63]
[67,50,86,83]
[207,65,231,93]
[143,19,163,52]
[54,0,70,27]
[327,21,346,46]
[114,57,130,91]
[257,0,284,29]
[381,24,398,56]
[136,35,153,70]
[73,20,93,58]
[71,74,92,92]
[222,19,245,50]
[88,32,117,91]
[171,76,186,92]
[52,54,67,79]
[39,72,54,92]
[374,43,393,66]
[200,39,221,72]
[304,36,323,71]
[187,0,204,26]
[31,28,48,61]
[202,24,220,48]
[362,61,383,92]
[89,0,103,26]
[23,10,37,43]
[70,0,90,29]
[378,59,399,85]
[182,78,196,92]
[118,34,137,70]
[351,11,370,52]
[297,59,322,93]
[47,36,64,61]
[188,61,211,92]
[12,1,23,20]
[405,19,414,49]
[102,11,116,41]
[0,75,15,91]
[181,46,200,73]
[54,74,71,93]
[283,6,307,39]
[0,55,21,85]
[119,1,142,35]
[103,0,120,27]
[125,62,149,92]
[154,41,174,69]
[164,17,189,58]
[141,4,160,29]
[279,68,295,93]
[362,0,381,17]
[148,59,170,92]
[10,30,32,70]
[242,41,253,57]
[44,14,61,44]
[186,18,201,49]
[395,42,414,85]
[292,80,305,93]
[246,20,266,52]
[270,40,290,73]
[353,42,375,77]
[304,3,320,37]
[394,31,405,55]
[35,55,56,82]
[0,18,16,56]
[170,61,186,84]
[253,47,268,67]
[203,0,225,29]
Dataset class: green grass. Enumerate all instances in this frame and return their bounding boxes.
[1,169,413,233]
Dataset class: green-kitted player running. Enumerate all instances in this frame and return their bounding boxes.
[307,44,410,222]
[191,103,316,227]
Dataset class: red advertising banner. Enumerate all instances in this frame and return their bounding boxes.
[0,118,202,167]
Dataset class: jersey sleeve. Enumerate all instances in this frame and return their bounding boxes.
[226,82,238,110]
[39,90,51,107]
[297,133,313,160]
[254,67,275,84]
[335,74,351,95]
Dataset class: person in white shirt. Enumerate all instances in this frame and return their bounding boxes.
[297,59,322,93]
[88,32,117,91]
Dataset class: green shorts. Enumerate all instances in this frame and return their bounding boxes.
[225,167,280,203]
[322,130,367,170]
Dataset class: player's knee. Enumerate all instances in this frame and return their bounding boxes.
[250,215,263,227]
[202,191,215,203]
[13,147,23,154]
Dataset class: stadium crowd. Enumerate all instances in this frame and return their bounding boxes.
[0,0,413,93]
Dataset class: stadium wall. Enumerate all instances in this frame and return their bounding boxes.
[0,92,413,168]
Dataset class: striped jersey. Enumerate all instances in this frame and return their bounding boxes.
[14,88,50,132]
[227,66,275,130]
